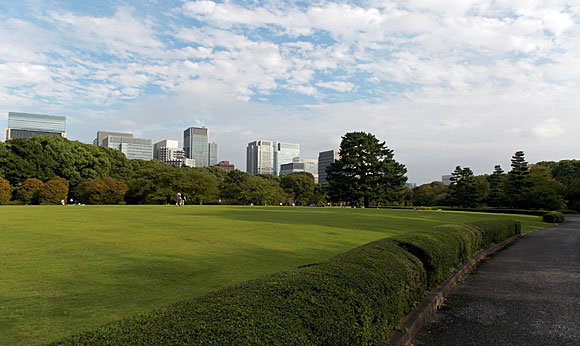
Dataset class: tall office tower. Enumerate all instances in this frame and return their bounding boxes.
[184,127,209,167]
[102,136,153,160]
[318,149,340,184]
[94,131,133,146]
[274,142,300,176]
[208,142,219,166]
[5,112,66,140]
[246,140,275,175]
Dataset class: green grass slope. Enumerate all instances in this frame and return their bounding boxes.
[0,205,545,345]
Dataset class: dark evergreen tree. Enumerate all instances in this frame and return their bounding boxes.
[447,166,479,207]
[487,165,506,207]
[504,151,534,208]
[326,132,407,208]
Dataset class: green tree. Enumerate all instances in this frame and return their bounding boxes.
[179,168,219,205]
[37,177,69,205]
[238,176,287,206]
[447,166,479,207]
[0,176,10,204]
[504,151,534,209]
[219,170,252,204]
[326,132,407,208]
[487,165,506,207]
[547,160,580,211]
[528,165,565,210]
[280,172,315,205]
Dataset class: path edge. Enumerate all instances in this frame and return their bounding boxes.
[387,224,552,346]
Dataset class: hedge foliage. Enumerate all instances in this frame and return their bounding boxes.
[542,211,564,223]
[52,220,522,346]
[389,219,521,288]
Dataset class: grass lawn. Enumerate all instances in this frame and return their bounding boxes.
[0,205,546,345]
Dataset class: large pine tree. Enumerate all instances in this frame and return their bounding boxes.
[326,132,407,208]
[505,151,534,208]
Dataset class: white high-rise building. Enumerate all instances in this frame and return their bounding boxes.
[154,140,184,160]
[247,140,275,175]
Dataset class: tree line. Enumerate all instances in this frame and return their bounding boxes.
[1,133,577,211]
[406,151,580,212]
[0,135,325,206]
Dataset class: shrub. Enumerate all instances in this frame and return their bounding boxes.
[542,211,564,223]
[37,177,69,205]
[0,176,10,204]
[75,177,128,204]
[15,178,44,204]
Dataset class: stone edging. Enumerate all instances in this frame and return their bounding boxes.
[387,227,545,346]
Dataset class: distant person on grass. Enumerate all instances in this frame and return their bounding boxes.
[176,192,182,206]
[181,195,186,206]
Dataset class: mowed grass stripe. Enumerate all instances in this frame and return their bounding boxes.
[0,206,545,345]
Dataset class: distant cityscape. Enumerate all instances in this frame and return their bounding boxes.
[3,111,453,187]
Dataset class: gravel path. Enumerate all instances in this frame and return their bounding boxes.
[413,217,580,346]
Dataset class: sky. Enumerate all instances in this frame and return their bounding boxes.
[0,0,578,184]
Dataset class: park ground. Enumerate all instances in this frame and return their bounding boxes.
[0,205,546,345]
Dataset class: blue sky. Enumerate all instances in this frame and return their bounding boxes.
[1,0,579,183]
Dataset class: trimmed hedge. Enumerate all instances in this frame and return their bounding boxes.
[543,211,564,223]
[391,220,521,288]
[52,220,521,345]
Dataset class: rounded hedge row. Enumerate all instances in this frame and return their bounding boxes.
[391,219,521,288]
[52,220,522,346]
[542,211,565,223]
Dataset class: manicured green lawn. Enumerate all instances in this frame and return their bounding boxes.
[0,205,545,345]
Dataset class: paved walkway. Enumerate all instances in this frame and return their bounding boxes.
[413,218,580,346]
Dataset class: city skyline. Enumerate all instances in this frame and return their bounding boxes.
[0,1,578,184]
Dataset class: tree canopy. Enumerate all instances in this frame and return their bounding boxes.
[326,132,407,207]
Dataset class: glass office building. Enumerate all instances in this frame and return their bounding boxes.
[247,140,301,176]
[274,142,300,176]
[5,112,66,140]
[208,142,219,166]
[184,127,209,167]
[102,136,153,160]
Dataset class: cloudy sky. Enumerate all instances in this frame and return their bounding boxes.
[1,0,578,184]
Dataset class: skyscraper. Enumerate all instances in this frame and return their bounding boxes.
[5,112,66,140]
[318,150,340,184]
[184,127,209,167]
[208,142,219,166]
[246,140,275,175]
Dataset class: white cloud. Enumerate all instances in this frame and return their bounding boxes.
[533,118,564,138]
[316,81,355,92]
